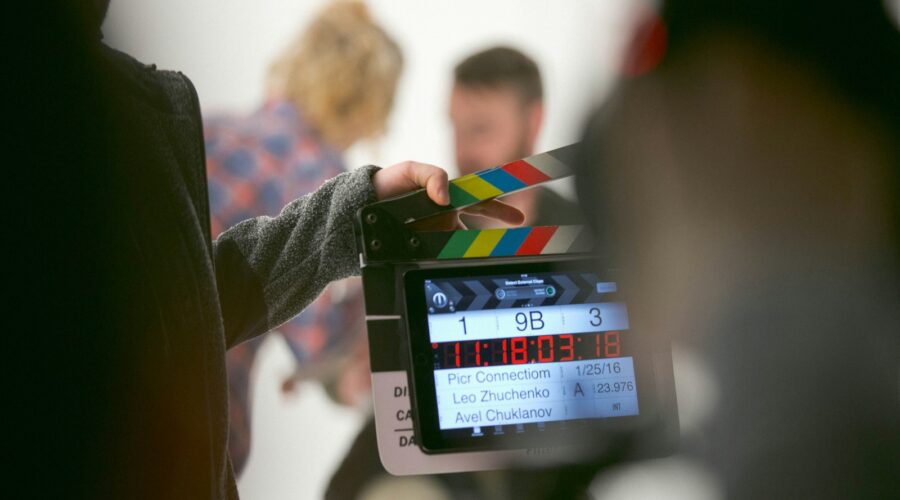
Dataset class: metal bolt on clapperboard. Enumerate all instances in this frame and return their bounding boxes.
[356,143,679,475]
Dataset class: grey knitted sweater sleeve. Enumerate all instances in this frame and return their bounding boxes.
[212,165,379,348]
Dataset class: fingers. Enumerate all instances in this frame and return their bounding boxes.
[416,163,449,206]
[409,212,467,232]
[373,161,449,205]
[410,200,523,231]
[372,161,523,229]
[461,200,525,226]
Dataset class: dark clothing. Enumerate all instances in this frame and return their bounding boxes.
[107,48,376,499]
[21,35,378,498]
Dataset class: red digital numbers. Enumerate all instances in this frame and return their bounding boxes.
[559,334,574,362]
[434,331,625,369]
[461,340,481,367]
[537,335,554,363]
[604,331,621,357]
[594,331,622,358]
[510,337,528,364]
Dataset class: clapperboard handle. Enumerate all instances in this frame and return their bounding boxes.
[358,143,589,263]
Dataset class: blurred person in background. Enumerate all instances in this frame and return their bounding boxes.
[203,0,401,476]
[450,46,583,228]
[578,1,900,498]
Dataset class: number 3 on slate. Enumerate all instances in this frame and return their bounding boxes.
[589,307,602,326]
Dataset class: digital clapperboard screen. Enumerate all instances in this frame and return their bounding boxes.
[405,262,646,453]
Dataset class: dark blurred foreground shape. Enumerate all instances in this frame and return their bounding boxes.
[22,3,238,493]
[577,0,900,498]
[16,1,381,499]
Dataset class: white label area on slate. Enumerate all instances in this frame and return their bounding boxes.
[427,302,629,344]
[433,357,639,430]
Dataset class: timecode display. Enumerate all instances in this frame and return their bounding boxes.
[433,331,626,370]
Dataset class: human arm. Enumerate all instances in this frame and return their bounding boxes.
[213,162,523,348]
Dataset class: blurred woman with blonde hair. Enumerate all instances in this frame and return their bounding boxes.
[267,0,401,149]
[203,0,402,476]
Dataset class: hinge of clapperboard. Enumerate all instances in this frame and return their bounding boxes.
[357,143,591,264]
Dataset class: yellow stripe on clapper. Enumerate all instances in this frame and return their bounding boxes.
[452,174,503,201]
[463,229,507,258]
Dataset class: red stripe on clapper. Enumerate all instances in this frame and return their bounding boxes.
[515,226,557,255]
[502,160,551,185]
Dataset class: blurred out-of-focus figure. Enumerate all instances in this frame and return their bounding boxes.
[450,46,583,228]
[578,1,900,498]
[203,0,402,476]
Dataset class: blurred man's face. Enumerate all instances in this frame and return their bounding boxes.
[450,84,541,174]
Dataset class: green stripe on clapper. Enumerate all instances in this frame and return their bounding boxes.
[448,182,480,207]
[437,230,480,259]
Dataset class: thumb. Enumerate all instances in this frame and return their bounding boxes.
[374,161,450,205]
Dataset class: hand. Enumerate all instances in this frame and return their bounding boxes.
[372,161,525,229]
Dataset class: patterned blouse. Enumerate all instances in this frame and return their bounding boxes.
[204,99,365,475]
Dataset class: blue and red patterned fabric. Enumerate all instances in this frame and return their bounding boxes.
[205,99,365,475]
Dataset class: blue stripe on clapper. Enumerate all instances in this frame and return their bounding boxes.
[490,227,532,256]
[478,168,527,193]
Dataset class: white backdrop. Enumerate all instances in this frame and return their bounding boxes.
[104,0,638,175]
[103,1,639,498]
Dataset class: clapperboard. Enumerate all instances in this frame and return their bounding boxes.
[355,144,679,475]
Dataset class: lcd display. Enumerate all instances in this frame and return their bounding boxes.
[405,262,650,452]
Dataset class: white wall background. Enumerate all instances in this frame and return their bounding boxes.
[103,1,640,498]
[104,0,639,175]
